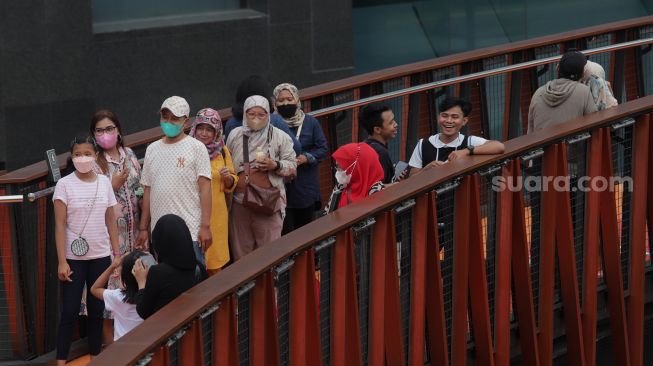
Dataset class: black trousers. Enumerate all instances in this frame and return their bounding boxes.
[56,256,111,360]
[282,206,317,235]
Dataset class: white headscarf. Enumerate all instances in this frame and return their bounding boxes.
[242,95,271,162]
[580,61,618,110]
[273,83,306,128]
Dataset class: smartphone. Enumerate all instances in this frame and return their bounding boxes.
[140,254,157,268]
[393,161,409,181]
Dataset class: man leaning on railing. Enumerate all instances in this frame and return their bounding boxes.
[407,96,505,175]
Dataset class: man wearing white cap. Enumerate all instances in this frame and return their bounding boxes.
[136,96,213,274]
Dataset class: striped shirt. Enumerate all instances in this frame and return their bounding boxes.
[53,173,117,260]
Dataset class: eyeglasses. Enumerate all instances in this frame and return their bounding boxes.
[246,111,268,119]
[94,125,118,135]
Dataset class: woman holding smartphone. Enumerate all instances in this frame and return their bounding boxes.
[90,110,142,342]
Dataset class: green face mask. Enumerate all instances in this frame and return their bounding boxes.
[160,121,183,138]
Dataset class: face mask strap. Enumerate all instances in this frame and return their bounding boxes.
[344,145,361,175]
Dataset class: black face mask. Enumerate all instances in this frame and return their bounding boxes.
[277,104,298,119]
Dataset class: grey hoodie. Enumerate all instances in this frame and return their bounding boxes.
[527,79,597,134]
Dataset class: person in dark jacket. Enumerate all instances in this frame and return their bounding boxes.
[223,75,301,154]
[132,214,197,319]
[360,102,400,184]
[273,83,328,234]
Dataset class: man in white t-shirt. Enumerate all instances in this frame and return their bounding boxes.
[408,96,504,175]
[136,96,212,265]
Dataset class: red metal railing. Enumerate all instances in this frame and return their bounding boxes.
[88,97,653,365]
[0,16,653,365]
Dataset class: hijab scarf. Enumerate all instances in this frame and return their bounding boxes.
[580,61,618,110]
[242,95,272,162]
[273,83,306,128]
[332,143,384,208]
[189,108,224,160]
[151,214,197,271]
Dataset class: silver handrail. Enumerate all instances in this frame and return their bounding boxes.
[0,185,57,204]
[308,38,653,117]
[0,195,24,204]
[27,187,56,202]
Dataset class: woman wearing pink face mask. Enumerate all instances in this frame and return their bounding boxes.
[52,135,120,365]
[90,110,142,343]
[226,95,297,261]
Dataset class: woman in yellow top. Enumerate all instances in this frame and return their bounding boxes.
[189,108,238,273]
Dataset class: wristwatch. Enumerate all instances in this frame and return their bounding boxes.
[274,160,282,171]
[467,146,475,155]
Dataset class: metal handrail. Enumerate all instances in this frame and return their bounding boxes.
[0,195,23,204]
[0,186,56,204]
[27,187,55,202]
[308,38,653,117]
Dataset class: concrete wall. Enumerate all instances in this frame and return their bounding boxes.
[0,0,353,170]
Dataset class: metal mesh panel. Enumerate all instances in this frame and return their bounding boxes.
[482,56,508,140]
[611,124,633,291]
[315,244,333,366]
[0,189,21,360]
[395,205,413,365]
[479,170,499,344]
[333,90,356,148]
[437,183,456,362]
[353,219,373,366]
[237,291,250,366]
[567,140,588,306]
[276,270,291,366]
[431,66,458,135]
[202,315,212,366]
[168,342,179,366]
[523,155,543,323]
[382,78,407,162]
[14,181,53,358]
[534,45,561,87]
[586,34,612,80]
[640,26,653,96]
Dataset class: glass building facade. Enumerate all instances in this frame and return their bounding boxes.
[353,0,653,73]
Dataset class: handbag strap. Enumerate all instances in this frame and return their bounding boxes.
[243,134,250,183]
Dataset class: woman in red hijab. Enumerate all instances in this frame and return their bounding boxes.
[326,142,385,212]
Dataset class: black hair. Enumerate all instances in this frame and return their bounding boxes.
[90,110,123,174]
[232,75,273,120]
[360,102,392,136]
[120,251,148,304]
[70,134,98,153]
[438,96,472,117]
[66,134,98,172]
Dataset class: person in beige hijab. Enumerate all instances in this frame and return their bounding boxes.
[226,95,297,261]
[580,60,618,111]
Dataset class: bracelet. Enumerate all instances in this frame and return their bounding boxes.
[274,160,282,172]
[113,251,122,257]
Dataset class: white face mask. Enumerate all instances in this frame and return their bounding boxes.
[334,160,357,186]
[335,169,350,185]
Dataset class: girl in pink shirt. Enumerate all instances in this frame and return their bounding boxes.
[52,135,120,365]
